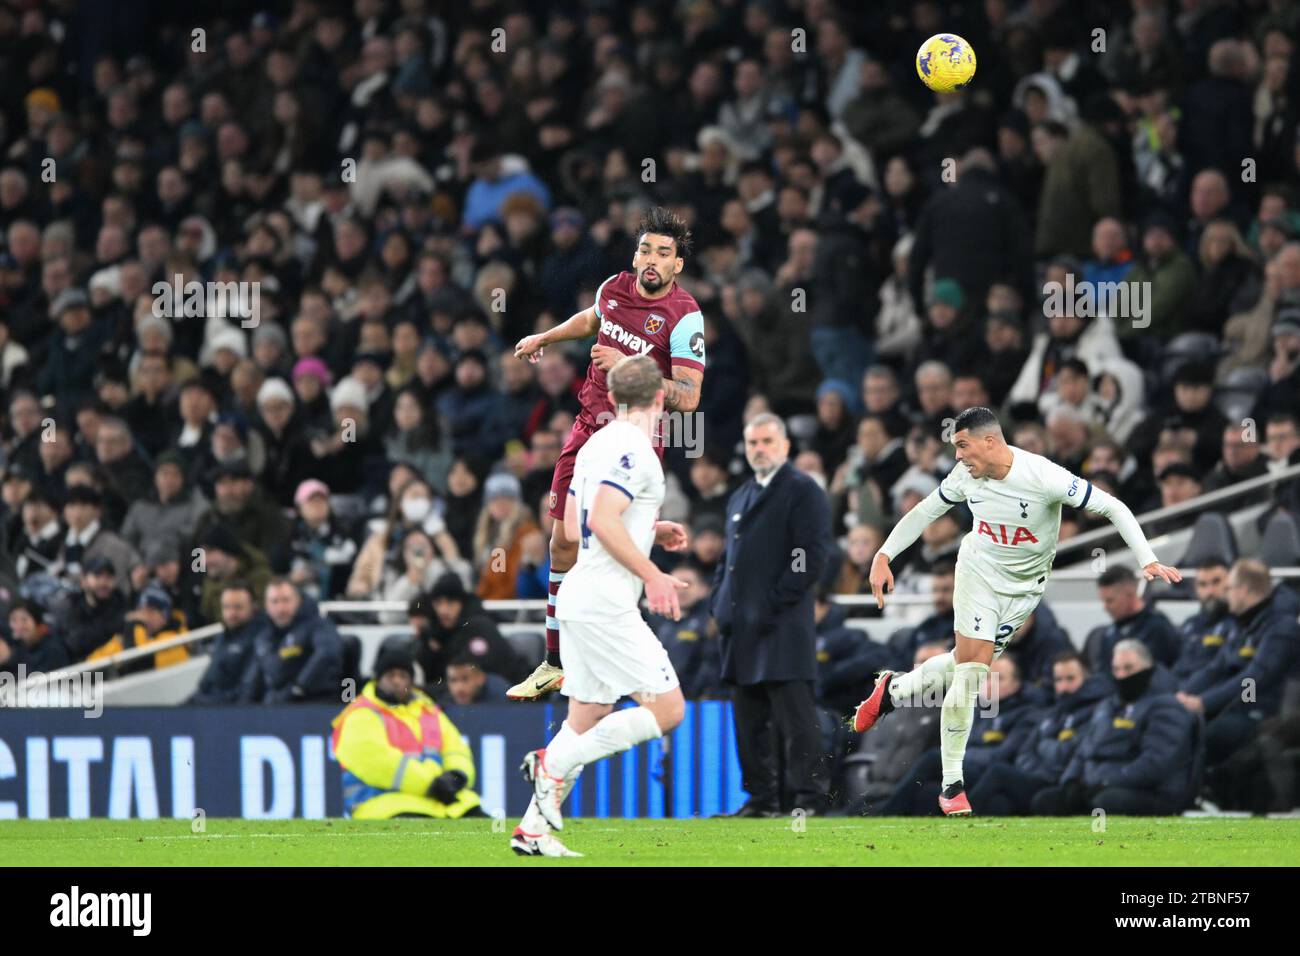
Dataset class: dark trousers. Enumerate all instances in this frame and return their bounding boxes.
[1205,710,1258,768]
[876,749,995,816]
[1031,782,1180,816]
[732,680,830,812]
[967,763,1052,816]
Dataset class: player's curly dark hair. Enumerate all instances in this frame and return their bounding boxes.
[637,206,693,259]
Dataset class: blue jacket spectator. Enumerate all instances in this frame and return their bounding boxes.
[1180,572,1299,721]
[1003,605,1074,693]
[1085,566,1181,672]
[969,652,1110,815]
[436,351,504,459]
[1014,670,1111,782]
[189,586,264,705]
[462,148,551,229]
[1172,559,1233,682]
[655,565,723,699]
[238,582,343,704]
[815,595,892,714]
[1034,641,1195,815]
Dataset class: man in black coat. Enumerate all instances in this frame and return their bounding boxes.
[710,413,832,815]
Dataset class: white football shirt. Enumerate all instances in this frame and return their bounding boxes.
[554,419,664,621]
[881,445,1158,593]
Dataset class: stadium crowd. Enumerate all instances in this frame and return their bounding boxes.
[0,0,1299,813]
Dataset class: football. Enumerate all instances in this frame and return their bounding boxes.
[916,33,977,92]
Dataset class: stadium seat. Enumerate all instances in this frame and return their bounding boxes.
[1258,510,1300,569]
[504,628,545,666]
[1178,512,1239,567]
[1145,513,1241,602]
[1214,366,1269,421]
[1161,333,1223,386]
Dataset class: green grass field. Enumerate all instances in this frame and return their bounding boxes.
[3,816,1298,866]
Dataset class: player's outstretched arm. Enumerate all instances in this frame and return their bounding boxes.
[1081,484,1182,584]
[872,488,957,608]
[586,485,688,620]
[514,306,599,362]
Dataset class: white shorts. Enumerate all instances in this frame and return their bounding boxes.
[557,612,680,705]
[952,565,1046,658]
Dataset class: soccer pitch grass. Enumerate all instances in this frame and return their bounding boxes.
[3,816,1299,866]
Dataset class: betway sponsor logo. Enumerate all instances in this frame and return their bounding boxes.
[600,318,654,356]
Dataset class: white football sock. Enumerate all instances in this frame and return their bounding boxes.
[940,661,988,788]
[519,765,584,835]
[545,708,662,778]
[888,651,955,709]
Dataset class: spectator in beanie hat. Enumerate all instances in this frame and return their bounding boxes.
[120,451,208,556]
[191,521,273,627]
[412,572,527,688]
[51,554,126,661]
[86,583,190,674]
[270,478,362,602]
[331,635,485,819]
[473,471,542,601]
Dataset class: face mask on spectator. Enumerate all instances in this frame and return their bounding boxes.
[401,497,431,523]
[1114,667,1154,704]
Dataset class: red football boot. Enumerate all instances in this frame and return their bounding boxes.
[851,670,895,733]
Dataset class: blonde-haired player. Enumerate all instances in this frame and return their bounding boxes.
[511,354,691,856]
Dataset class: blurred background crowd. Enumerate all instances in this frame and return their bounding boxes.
[0,0,1299,812]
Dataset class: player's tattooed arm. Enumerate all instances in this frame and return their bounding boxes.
[662,366,703,412]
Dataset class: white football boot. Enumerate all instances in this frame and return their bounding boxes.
[506,661,564,700]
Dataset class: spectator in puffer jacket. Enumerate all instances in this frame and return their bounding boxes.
[188,581,264,705]
[1084,565,1181,673]
[814,588,892,715]
[1177,559,1300,768]
[1033,639,1196,815]
[969,650,1110,815]
[876,655,1045,815]
[238,578,343,704]
[1172,558,1232,682]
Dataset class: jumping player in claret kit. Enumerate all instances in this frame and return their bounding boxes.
[851,406,1182,815]
[510,354,691,857]
[509,207,705,701]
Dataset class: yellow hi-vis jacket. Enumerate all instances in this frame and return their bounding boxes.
[331,681,480,819]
